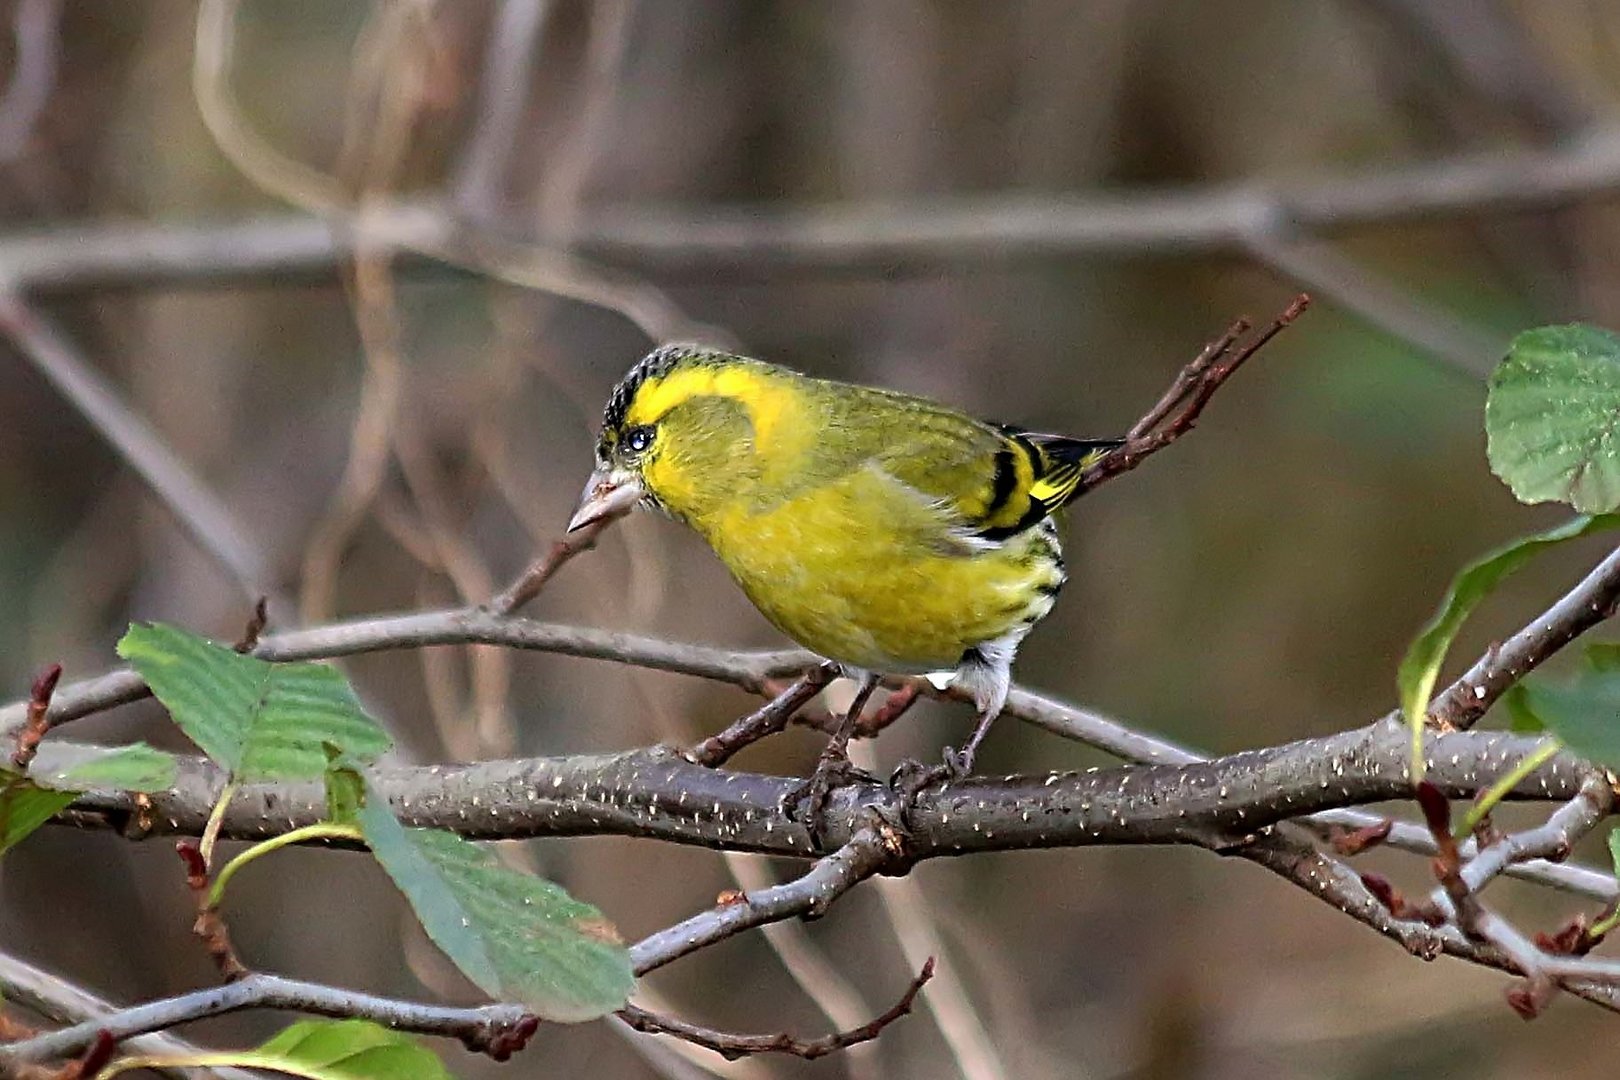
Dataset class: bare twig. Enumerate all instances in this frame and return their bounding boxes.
[10,663,59,771]
[630,826,900,974]
[231,597,268,654]
[619,959,933,1061]
[487,516,613,615]
[688,665,838,767]
[0,972,537,1067]
[1432,540,1620,730]
[0,291,279,611]
[0,949,259,1080]
[1447,775,1613,901]
[1074,295,1310,496]
[175,840,246,982]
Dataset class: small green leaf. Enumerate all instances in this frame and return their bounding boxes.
[0,777,75,855]
[1398,514,1620,771]
[1488,324,1620,512]
[251,1018,456,1079]
[33,743,177,794]
[1609,826,1620,880]
[323,746,364,826]
[1521,666,1620,769]
[125,1018,457,1080]
[1588,642,1620,672]
[117,623,390,781]
[358,795,633,1021]
[1500,683,1545,734]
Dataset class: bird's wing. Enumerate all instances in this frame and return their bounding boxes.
[875,415,1121,542]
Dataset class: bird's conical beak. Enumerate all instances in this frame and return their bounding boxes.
[567,467,644,532]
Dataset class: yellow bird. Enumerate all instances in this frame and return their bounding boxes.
[569,344,1120,781]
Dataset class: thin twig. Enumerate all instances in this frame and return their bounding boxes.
[10,663,59,771]
[618,960,933,1061]
[630,825,900,974]
[175,839,246,981]
[1243,231,1500,377]
[1432,540,1620,730]
[1074,294,1310,497]
[688,665,838,767]
[0,951,261,1080]
[0,972,537,1067]
[232,597,268,654]
[488,516,612,615]
[0,291,280,611]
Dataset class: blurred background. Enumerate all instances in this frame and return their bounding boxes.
[5,1,1620,1076]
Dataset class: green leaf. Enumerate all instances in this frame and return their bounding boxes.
[1609,826,1620,881]
[1398,514,1620,752]
[1500,683,1545,734]
[33,743,177,793]
[323,746,364,826]
[1488,324,1620,512]
[1588,642,1620,672]
[0,777,75,855]
[1521,665,1620,769]
[250,1018,456,1079]
[117,623,391,781]
[358,795,633,1021]
[126,1018,458,1080]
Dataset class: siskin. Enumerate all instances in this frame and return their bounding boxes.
[570,344,1121,780]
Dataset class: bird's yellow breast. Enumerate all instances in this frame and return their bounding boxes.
[698,466,1064,672]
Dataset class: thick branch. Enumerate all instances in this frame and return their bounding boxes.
[43,721,1596,858]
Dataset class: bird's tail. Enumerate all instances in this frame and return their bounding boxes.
[1024,434,1125,510]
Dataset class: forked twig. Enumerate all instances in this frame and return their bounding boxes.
[618,959,933,1061]
[1074,293,1311,497]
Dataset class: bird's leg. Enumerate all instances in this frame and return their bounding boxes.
[942,706,1000,778]
[786,672,881,839]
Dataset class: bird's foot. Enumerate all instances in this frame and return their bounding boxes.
[888,745,975,827]
[784,749,878,842]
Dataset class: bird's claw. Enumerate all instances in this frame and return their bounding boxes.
[784,752,877,842]
[888,746,975,828]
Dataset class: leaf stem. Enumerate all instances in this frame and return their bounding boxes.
[1453,739,1561,842]
[208,822,363,909]
[199,779,239,869]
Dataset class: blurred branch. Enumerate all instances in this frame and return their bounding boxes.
[0,0,60,164]
[1242,232,1503,376]
[452,0,551,219]
[0,949,258,1080]
[0,128,1616,285]
[0,290,284,613]
[193,0,714,344]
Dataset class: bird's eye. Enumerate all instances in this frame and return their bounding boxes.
[624,425,656,454]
